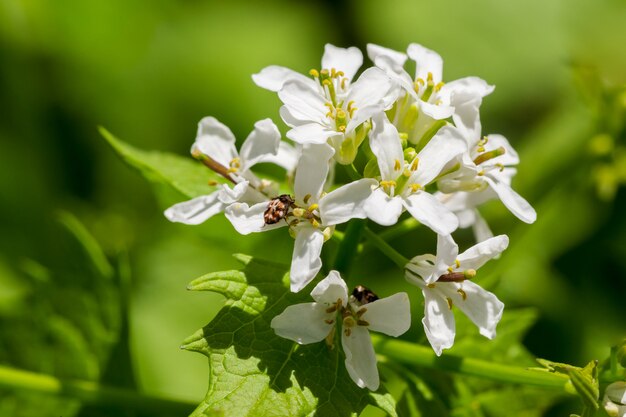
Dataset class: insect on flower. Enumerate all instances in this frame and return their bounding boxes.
[351,285,379,305]
[264,194,295,225]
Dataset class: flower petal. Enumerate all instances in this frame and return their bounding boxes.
[224,201,285,235]
[164,192,224,225]
[321,44,363,82]
[483,176,537,223]
[433,234,459,281]
[418,101,455,120]
[421,287,456,356]
[342,326,379,390]
[364,188,403,226]
[370,112,404,181]
[193,117,238,167]
[294,143,335,205]
[310,270,348,305]
[439,76,494,103]
[367,43,407,72]
[239,118,281,170]
[278,80,327,124]
[457,235,509,271]
[409,125,467,186]
[346,67,393,113]
[252,65,316,92]
[471,210,494,243]
[286,123,338,145]
[270,302,334,344]
[403,192,459,235]
[319,178,377,226]
[441,281,504,339]
[255,141,300,173]
[361,293,411,337]
[407,43,443,84]
[290,227,324,292]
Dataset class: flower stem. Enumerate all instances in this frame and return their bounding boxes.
[0,365,195,414]
[371,335,572,391]
[362,226,409,268]
[333,219,365,276]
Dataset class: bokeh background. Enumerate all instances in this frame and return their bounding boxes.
[1,0,625,416]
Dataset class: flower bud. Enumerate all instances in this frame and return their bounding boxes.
[603,382,626,417]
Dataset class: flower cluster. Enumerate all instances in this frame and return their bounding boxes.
[166,43,536,390]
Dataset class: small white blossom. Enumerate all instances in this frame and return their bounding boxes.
[164,117,295,225]
[363,113,466,235]
[255,44,393,164]
[225,143,376,292]
[270,271,411,391]
[405,234,508,355]
[367,43,494,146]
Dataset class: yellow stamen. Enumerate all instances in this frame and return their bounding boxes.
[446,297,453,309]
[307,203,319,212]
[394,159,402,171]
[457,289,467,300]
[309,69,319,78]
[455,259,460,268]
[409,183,422,193]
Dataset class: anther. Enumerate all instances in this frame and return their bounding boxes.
[303,194,312,204]
[324,319,335,324]
[434,82,445,92]
[394,159,402,171]
[357,319,370,326]
[307,203,319,212]
[292,208,305,217]
[409,183,422,193]
[446,297,453,310]
[473,146,506,166]
[309,69,320,78]
[427,283,436,288]
[410,158,419,172]
[457,289,467,300]
[208,180,218,186]
[310,218,320,228]
[455,259,460,268]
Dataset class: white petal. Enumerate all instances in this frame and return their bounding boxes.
[421,289,455,356]
[224,201,284,235]
[321,44,363,82]
[483,176,537,223]
[361,293,411,337]
[294,143,335,204]
[342,326,379,390]
[286,123,337,145]
[457,235,509,271]
[271,302,333,344]
[290,227,324,292]
[370,113,403,181]
[278,80,327,123]
[252,65,316,92]
[310,270,348,305]
[405,254,438,284]
[164,192,224,225]
[409,125,467,186]
[239,118,281,170]
[346,104,385,135]
[449,92,483,144]
[346,68,393,114]
[407,43,443,84]
[418,101,455,120]
[367,43,407,71]
[403,192,459,235]
[364,188,403,226]
[218,181,249,204]
[440,76,495,102]
[256,141,299,173]
[433,234,459,283]
[193,117,238,167]
[441,281,504,339]
[319,178,377,226]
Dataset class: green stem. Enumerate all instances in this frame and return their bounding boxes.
[333,220,365,276]
[346,164,362,182]
[372,336,572,391]
[0,365,195,414]
[362,226,409,268]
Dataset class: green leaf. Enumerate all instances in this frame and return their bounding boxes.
[100,126,219,199]
[183,254,396,417]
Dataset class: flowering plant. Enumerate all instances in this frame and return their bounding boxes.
[99,42,626,417]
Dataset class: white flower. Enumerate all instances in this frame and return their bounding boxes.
[270,270,411,391]
[165,117,292,224]
[438,132,537,224]
[603,382,626,417]
[254,44,393,164]
[224,143,376,292]
[363,113,466,235]
[405,234,508,355]
[367,43,494,146]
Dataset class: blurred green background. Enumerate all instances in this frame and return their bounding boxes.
[1,0,625,416]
